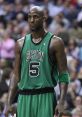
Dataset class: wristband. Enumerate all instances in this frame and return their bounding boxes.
[59,71,70,83]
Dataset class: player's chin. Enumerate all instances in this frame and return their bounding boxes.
[30,28,35,32]
[30,27,37,32]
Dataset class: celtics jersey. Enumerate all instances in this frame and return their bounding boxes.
[18,32,59,89]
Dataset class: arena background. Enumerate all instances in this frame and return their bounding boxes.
[0,0,82,117]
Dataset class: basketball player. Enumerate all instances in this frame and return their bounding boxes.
[5,6,69,117]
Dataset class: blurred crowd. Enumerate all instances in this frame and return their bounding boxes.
[0,0,82,117]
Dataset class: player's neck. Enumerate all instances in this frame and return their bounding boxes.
[31,29,47,39]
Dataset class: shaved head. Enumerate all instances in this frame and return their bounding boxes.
[29,6,44,16]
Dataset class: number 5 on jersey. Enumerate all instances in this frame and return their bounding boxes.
[29,62,40,77]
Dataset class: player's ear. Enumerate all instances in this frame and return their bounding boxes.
[43,16,47,22]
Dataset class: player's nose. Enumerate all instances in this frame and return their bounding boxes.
[30,17,34,23]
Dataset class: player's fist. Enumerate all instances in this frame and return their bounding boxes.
[4,103,17,117]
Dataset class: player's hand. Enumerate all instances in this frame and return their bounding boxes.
[4,104,10,117]
[54,101,65,117]
[4,103,17,117]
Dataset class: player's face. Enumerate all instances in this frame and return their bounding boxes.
[28,10,43,31]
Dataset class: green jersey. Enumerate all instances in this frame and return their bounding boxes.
[18,32,59,89]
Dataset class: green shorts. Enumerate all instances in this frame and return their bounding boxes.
[17,93,57,117]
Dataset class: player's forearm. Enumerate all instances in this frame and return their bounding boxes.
[59,83,68,103]
[7,74,18,106]
[58,71,69,103]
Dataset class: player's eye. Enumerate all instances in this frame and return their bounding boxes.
[33,15,39,18]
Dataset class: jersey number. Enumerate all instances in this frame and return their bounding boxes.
[29,62,40,77]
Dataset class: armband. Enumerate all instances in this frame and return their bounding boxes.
[59,71,70,83]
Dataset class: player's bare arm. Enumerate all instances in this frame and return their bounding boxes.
[50,36,69,115]
[8,37,25,104]
[5,37,25,116]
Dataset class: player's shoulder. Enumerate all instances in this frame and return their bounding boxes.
[50,35,64,51]
[17,33,31,48]
[51,35,64,46]
[17,36,25,44]
[52,35,62,42]
[17,36,25,49]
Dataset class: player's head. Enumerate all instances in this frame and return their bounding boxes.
[28,6,45,32]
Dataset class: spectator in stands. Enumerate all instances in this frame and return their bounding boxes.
[59,110,72,117]
[0,30,15,62]
[69,20,82,40]
[0,68,11,103]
